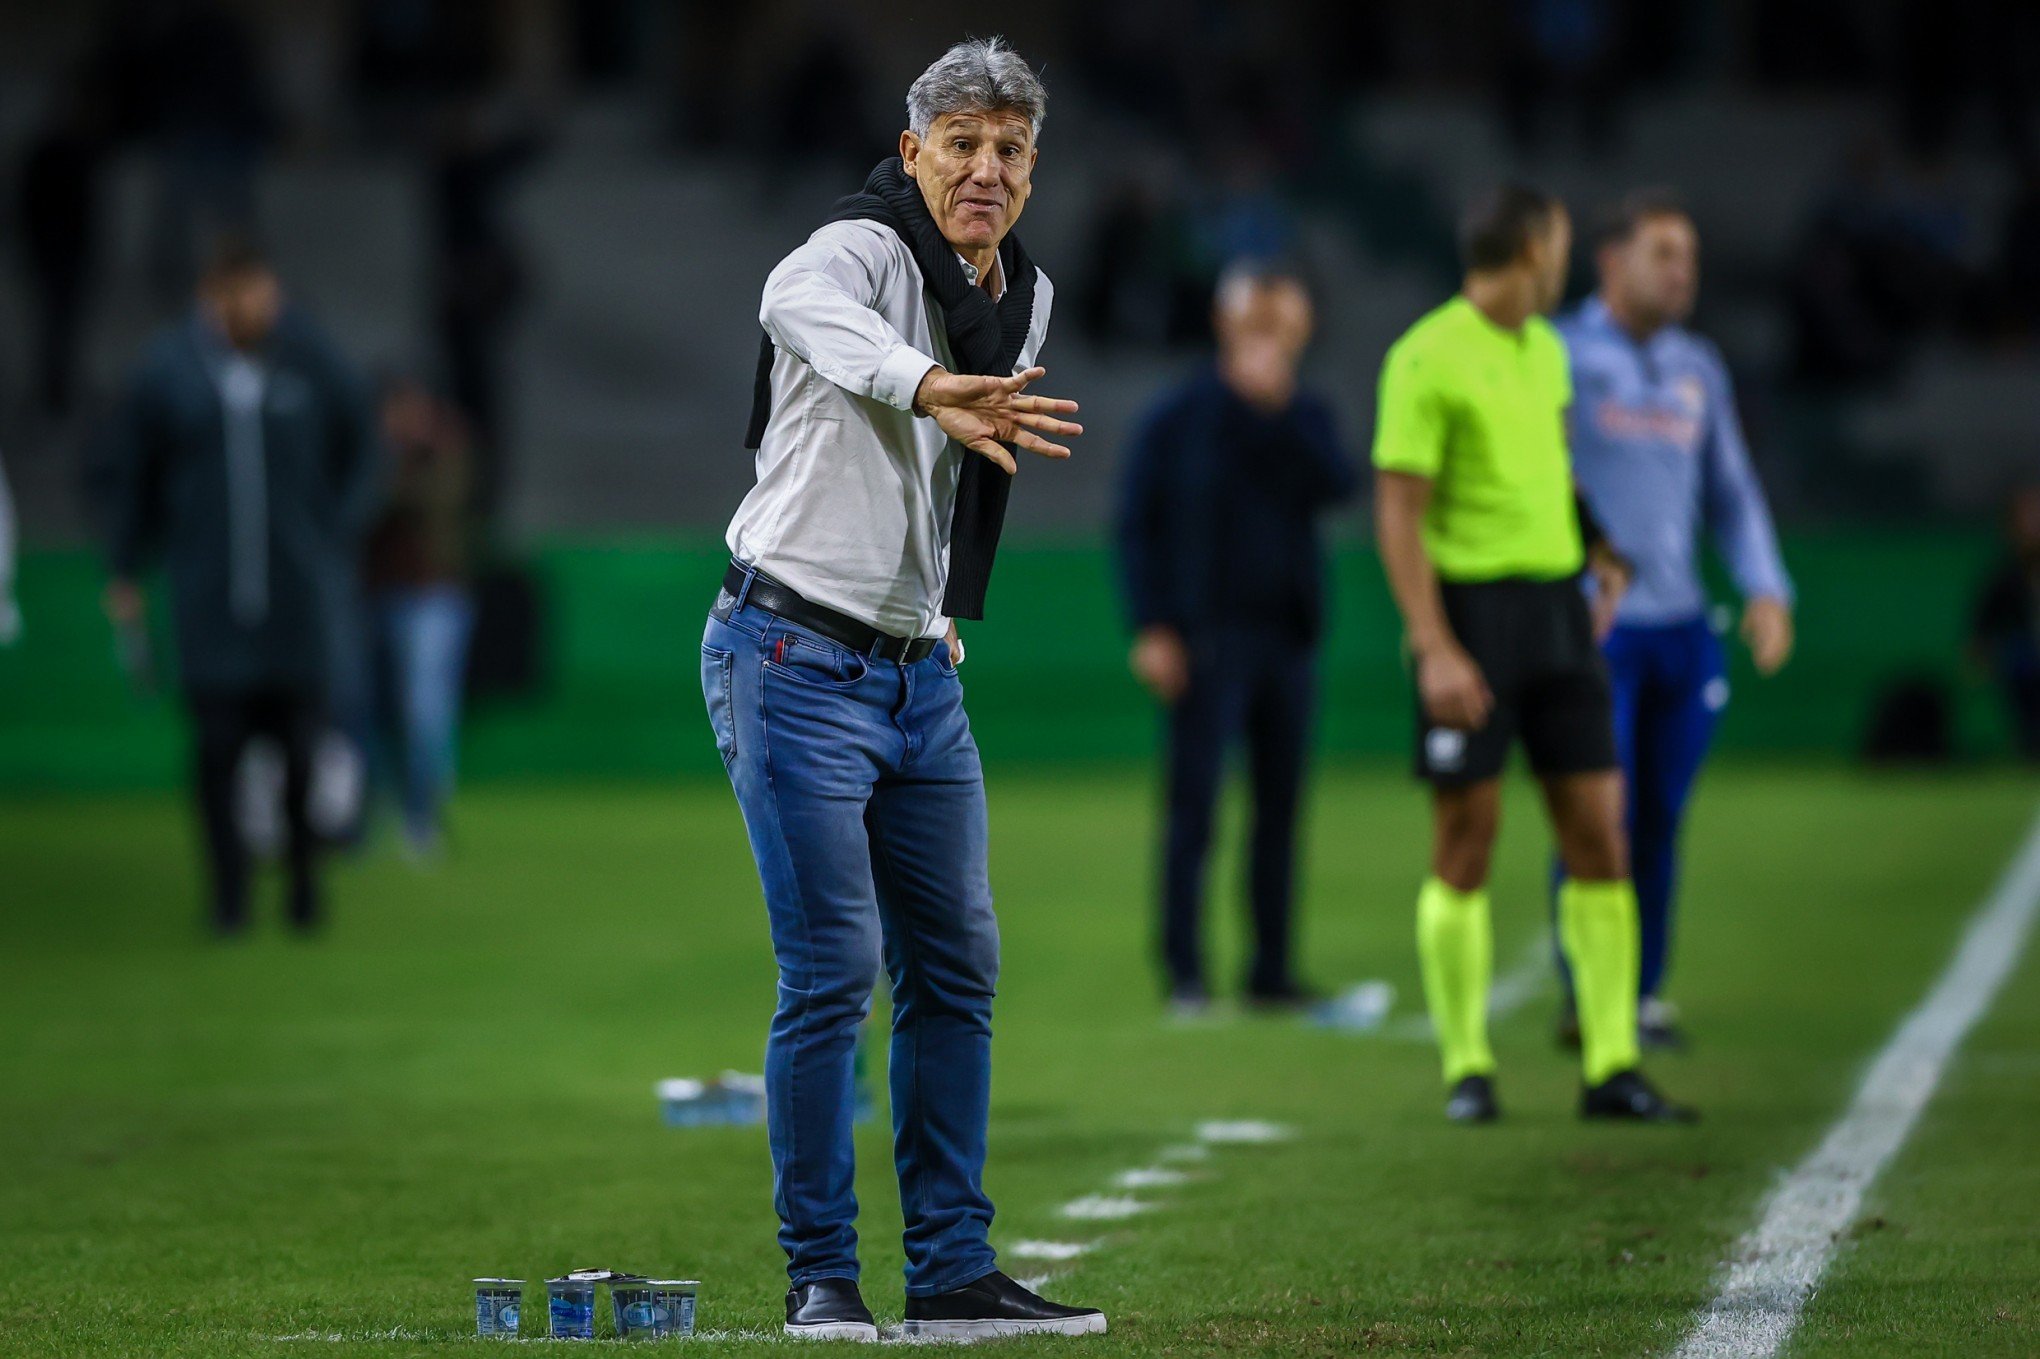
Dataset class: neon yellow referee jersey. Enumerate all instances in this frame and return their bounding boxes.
[1372,296,1583,582]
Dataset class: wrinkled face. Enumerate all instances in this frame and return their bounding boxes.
[1604,213,1699,328]
[203,268,283,350]
[1215,277,1313,362]
[1526,206,1572,313]
[901,108,1037,258]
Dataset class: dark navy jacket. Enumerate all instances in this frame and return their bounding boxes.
[1114,368,1356,644]
[103,308,377,694]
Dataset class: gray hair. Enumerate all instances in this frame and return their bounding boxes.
[906,37,1046,141]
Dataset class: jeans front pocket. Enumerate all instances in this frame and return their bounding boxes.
[702,643,737,768]
[764,631,871,689]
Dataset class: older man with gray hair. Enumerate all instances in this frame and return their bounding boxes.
[704,38,1102,1341]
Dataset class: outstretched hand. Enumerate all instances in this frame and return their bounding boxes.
[914,366,1081,474]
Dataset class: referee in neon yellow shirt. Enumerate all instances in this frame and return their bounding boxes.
[1372,184,1695,1124]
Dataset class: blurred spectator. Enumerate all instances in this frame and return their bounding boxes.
[99,241,377,936]
[1991,156,2040,337]
[347,0,501,143]
[1969,486,2040,760]
[1895,0,2040,158]
[1751,0,1875,88]
[1499,0,1627,156]
[1074,175,1211,347]
[92,0,277,294]
[429,95,544,518]
[363,377,476,858]
[0,448,18,647]
[759,28,877,197]
[17,77,111,417]
[1114,264,1356,1014]
[663,5,757,150]
[1787,138,1980,388]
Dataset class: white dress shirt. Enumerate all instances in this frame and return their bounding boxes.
[727,218,1054,638]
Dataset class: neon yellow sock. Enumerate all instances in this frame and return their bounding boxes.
[1559,878,1642,1085]
[1416,877,1495,1084]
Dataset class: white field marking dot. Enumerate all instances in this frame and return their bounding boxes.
[1059,1193,1151,1220]
[1194,1119,1294,1144]
[1670,807,2040,1359]
[1008,1240,1096,1260]
[1112,1166,1191,1190]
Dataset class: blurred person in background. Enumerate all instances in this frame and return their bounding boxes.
[1373,184,1694,1125]
[1556,193,1795,1052]
[1114,263,1354,1016]
[0,447,18,647]
[101,241,378,937]
[91,0,276,295]
[364,376,476,858]
[706,38,1101,1341]
[430,94,544,517]
[18,76,111,417]
[1969,485,2040,760]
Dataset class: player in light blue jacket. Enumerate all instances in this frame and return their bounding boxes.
[1556,192,1795,1049]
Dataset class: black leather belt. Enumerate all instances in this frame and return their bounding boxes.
[724,562,940,664]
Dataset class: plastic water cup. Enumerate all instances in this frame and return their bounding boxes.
[473,1279,523,1338]
[649,1281,699,1337]
[610,1282,656,1340]
[547,1279,598,1339]
[611,1279,699,1338]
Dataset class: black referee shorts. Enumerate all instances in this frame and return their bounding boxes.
[1412,576,1617,787]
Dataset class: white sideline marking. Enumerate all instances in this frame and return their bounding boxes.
[1156,1141,1211,1162]
[1059,1193,1151,1220]
[1670,809,2040,1359]
[1194,1119,1294,1144]
[1008,1240,1095,1261]
[1485,929,1556,1018]
[1112,1166,1190,1189]
[270,1330,442,1343]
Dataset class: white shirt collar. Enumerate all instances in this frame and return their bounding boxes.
[957,252,1004,302]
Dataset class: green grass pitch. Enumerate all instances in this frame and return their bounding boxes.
[2,764,2036,1356]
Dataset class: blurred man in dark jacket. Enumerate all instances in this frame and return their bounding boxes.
[102,242,377,935]
[1971,485,2040,760]
[1114,264,1356,1013]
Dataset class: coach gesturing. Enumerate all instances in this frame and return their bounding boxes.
[702,38,1103,1343]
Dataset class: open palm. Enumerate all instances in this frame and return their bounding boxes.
[917,366,1082,474]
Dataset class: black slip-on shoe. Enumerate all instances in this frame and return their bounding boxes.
[1581,1069,1700,1123]
[785,1278,878,1341]
[902,1270,1106,1340]
[1445,1074,1501,1123]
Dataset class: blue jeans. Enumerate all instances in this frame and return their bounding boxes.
[1554,615,1726,1000]
[372,585,475,842]
[701,572,999,1296]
